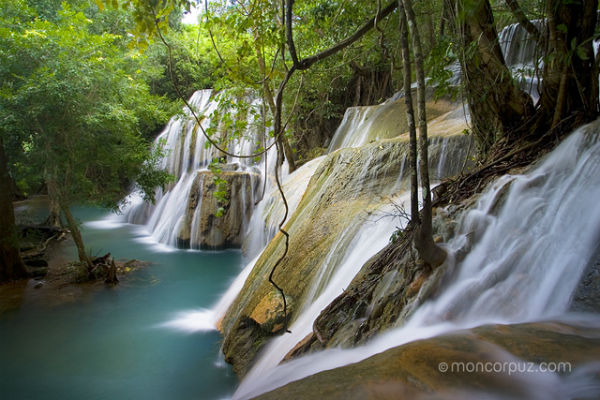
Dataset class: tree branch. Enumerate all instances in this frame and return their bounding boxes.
[285,0,398,71]
[155,19,277,160]
[504,0,542,43]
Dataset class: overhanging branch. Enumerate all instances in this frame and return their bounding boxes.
[285,0,398,71]
[505,0,542,43]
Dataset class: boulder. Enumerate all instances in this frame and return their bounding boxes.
[256,321,600,400]
[571,245,600,313]
[177,168,261,249]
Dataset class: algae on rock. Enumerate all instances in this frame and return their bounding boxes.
[220,131,472,376]
[256,322,600,400]
[176,168,261,249]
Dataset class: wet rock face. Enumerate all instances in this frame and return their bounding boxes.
[256,322,600,400]
[571,245,600,313]
[222,290,293,377]
[176,168,261,249]
[220,134,473,377]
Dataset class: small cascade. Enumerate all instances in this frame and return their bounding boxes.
[231,119,600,399]
[242,156,325,259]
[498,20,544,69]
[497,20,545,101]
[327,103,393,152]
[123,90,274,249]
[327,97,457,152]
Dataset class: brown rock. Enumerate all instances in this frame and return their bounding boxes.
[177,168,261,249]
[256,321,600,400]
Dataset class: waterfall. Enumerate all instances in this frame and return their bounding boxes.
[242,156,325,259]
[497,20,545,101]
[122,90,275,249]
[327,97,460,153]
[224,134,471,398]
[235,198,404,394]
[440,21,544,100]
[498,21,544,69]
[232,119,600,399]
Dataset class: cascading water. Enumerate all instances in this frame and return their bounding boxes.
[327,103,397,152]
[232,119,600,399]
[122,90,275,249]
[235,196,406,394]
[442,21,543,100]
[498,20,544,69]
[327,98,459,152]
[497,20,546,101]
[242,155,325,259]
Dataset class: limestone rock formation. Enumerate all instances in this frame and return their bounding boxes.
[220,132,472,376]
[176,167,261,249]
[256,322,600,400]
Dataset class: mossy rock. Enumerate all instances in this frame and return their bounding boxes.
[256,321,600,400]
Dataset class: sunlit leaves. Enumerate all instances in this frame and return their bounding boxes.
[0,1,171,206]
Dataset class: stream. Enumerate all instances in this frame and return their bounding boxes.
[0,206,239,400]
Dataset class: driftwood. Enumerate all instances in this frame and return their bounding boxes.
[105,259,119,285]
[92,252,111,265]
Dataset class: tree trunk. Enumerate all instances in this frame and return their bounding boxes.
[255,42,297,173]
[423,9,436,56]
[505,0,542,43]
[454,0,534,152]
[44,172,62,228]
[106,259,119,285]
[403,0,447,269]
[0,137,28,282]
[397,0,419,225]
[538,0,598,130]
[61,203,93,271]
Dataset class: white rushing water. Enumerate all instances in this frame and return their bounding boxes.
[234,195,406,398]
[233,119,600,399]
[327,105,386,152]
[242,155,325,259]
[122,90,276,249]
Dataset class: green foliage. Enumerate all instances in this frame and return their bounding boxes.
[136,140,174,203]
[0,0,171,206]
[209,157,229,217]
[425,37,459,100]
[140,24,220,100]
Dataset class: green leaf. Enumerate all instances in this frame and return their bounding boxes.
[576,45,589,60]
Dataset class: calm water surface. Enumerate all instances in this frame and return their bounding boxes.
[1,205,240,399]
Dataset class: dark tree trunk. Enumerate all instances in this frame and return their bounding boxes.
[538,0,599,130]
[0,137,28,282]
[454,0,534,152]
[505,0,542,42]
[105,259,119,285]
[44,173,62,228]
[397,0,419,225]
[255,42,297,173]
